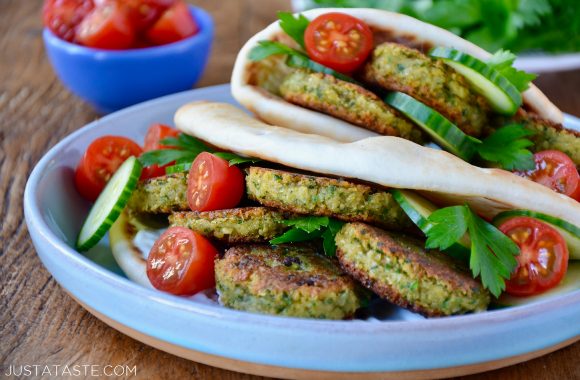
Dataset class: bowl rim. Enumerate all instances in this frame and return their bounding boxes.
[42,5,214,57]
[23,85,580,335]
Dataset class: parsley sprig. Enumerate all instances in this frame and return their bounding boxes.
[487,50,537,92]
[476,123,535,170]
[277,11,310,49]
[425,205,519,297]
[138,133,260,169]
[270,216,345,256]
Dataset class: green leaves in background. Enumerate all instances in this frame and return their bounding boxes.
[311,0,576,54]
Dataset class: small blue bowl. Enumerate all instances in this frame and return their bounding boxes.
[43,5,213,114]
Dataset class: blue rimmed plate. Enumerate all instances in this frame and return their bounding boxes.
[24,84,580,379]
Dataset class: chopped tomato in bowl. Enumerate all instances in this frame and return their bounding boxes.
[42,3,214,113]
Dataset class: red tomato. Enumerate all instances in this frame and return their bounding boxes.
[304,12,374,73]
[76,2,135,49]
[147,226,217,295]
[43,0,95,42]
[145,0,198,46]
[119,0,176,32]
[515,150,580,201]
[187,152,245,212]
[499,217,568,296]
[75,136,142,201]
[140,124,180,180]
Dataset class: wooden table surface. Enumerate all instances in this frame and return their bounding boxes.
[1,1,579,379]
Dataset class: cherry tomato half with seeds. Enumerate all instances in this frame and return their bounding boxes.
[147,226,217,295]
[187,152,245,212]
[145,0,198,46]
[515,150,580,201]
[76,1,135,49]
[499,217,568,297]
[43,0,95,42]
[75,136,143,201]
[304,12,374,74]
[140,124,180,180]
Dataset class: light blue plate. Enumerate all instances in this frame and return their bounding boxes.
[24,85,580,378]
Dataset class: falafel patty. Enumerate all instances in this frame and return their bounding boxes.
[169,207,288,244]
[127,172,189,213]
[508,110,580,166]
[215,244,364,319]
[245,167,413,231]
[335,223,490,317]
[361,43,489,137]
[279,70,423,143]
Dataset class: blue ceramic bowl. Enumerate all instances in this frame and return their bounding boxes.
[43,5,213,114]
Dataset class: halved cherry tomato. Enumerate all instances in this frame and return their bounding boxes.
[145,0,198,46]
[140,124,180,179]
[499,217,568,296]
[304,12,374,73]
[75,136,142,201]
[187,152,244,212]
[515,150,580,201]
[76,2,135,49]
[147,226,217,295]
[43,0,95,42]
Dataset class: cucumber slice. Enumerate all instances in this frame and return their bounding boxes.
[384,92,480,161]
[494,261,580,307]
[77,156,142,251]
[165,162,192,174]
[429,47,521,115]
[493,210,580,260]
[392,189,470,260]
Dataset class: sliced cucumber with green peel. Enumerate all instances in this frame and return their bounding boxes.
[494,261,580,308]
[165,162,192,174]
[493,210,580,260]
[392,189,470,260]
[384,92,480,161]
[77,156,142,251]
[429,47,521,115]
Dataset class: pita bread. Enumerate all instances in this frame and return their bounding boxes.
[175,102,580,228]
[231,8,563,142]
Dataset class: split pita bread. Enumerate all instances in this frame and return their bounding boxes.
[175,101,580,228]
[231,8,563,143]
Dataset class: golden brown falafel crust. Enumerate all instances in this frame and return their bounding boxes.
[362,43,489,137]
[127,172,189,213]
[215,244,364,319]
[245,167,413,231]
[279,70,423,142]
[169,207,288,244]
[336,223,490,317]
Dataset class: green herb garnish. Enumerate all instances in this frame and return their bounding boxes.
[270,216,345,256]
[487,50,537,92]
[425,205,519,297]
[476,124,535,171]
[277,11,310,49]
[138,133,260,169]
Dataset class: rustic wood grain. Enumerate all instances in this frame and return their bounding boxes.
[0,1,578,379]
